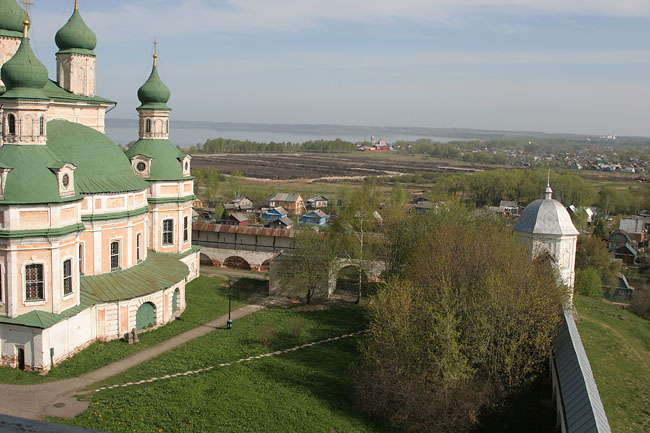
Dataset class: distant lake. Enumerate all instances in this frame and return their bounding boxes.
[105,118,457,148]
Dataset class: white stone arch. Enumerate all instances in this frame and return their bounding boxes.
[223,255,251,270]
[327,259,385,298]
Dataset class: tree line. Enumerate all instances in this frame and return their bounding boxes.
[187,137,356,154]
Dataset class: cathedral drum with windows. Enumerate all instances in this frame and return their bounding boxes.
[0,0,199,372]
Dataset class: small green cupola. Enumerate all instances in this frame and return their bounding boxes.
[0,0,27,37]
[55,1,97,54]
[137,54,171,111]
[0,31,49,99]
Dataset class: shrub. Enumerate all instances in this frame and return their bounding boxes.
[256,323,275,348]
[575,267,603,299]
[630,290,650,320]
[284,317,307,339]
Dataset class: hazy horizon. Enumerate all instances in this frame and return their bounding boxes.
[26,1,650,137]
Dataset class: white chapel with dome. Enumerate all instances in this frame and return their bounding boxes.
[514,179,580,305]
[0,0,199,372]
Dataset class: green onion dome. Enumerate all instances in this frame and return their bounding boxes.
[55,9,96,52]
[0,37,48,98]
[137,63,171,110]
[0,0,27,35]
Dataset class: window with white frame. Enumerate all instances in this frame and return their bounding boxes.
[110,241,120,270]
[162,219,174,245]
[25,264,44,301]
[39,116,45,136]
[136,233,142,261]
[63,259,73,296]
[183,216,188,242]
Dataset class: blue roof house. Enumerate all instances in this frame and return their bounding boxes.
[300,210,328,226]
[262,206,288,222]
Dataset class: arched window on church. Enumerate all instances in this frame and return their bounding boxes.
[165,120,169,134]
[39,116,45,136]
[145,119,151,133]
[7,114,16,135]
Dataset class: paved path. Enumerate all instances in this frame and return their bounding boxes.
[0,302,269,420]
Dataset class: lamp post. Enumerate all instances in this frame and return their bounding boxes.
[227,277,233,329]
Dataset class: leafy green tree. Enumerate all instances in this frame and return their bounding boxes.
[355,217,563,433]
[211,205,225,220]
[331,181,379,303]
[390,182,407,207]
[570,208,588,233]
[575,235,620,285]
[592,218,609,240]
[276,231,336,304]
[575,267,603,298]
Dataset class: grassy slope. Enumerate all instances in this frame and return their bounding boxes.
[56,305,391,433]
[0,276,260,385]
[575,295,650,433]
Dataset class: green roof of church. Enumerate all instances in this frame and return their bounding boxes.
[55,9,97,53]
[46,120,149,194]
[0,145,82,205]
[0,0,27,36]
[137,65,171,110]
[0,37,49,100]
[81,251,189,302]
[0,252,190,329]
[42,79,114,104]
[126,139,188,181]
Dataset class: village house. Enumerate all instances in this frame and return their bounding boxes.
[306,195,328,210]
[223,196,253,212]
[269,217,294,229]
[300,210,328,226]
[218,212,248,226]
[268,193,304,215]
[262,207,288,223]
[619,216,647,243]
[498,200,519,216]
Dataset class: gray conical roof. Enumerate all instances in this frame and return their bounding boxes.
[514,187,578,236]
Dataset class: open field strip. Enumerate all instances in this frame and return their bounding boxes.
[91,330,368,393]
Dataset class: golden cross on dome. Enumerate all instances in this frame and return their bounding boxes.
[20,0,34,37]
[153,36,158,66]
[75,0,78,11]
[20,0,34,16]
[547,168,551,187]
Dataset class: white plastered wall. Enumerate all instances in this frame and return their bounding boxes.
[516,231,578,305]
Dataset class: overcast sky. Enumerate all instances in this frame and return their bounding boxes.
[25,0,650,137]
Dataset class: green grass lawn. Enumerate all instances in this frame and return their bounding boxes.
[54,305,390,433]
[575,295,650,433]
[0,275,261,385]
